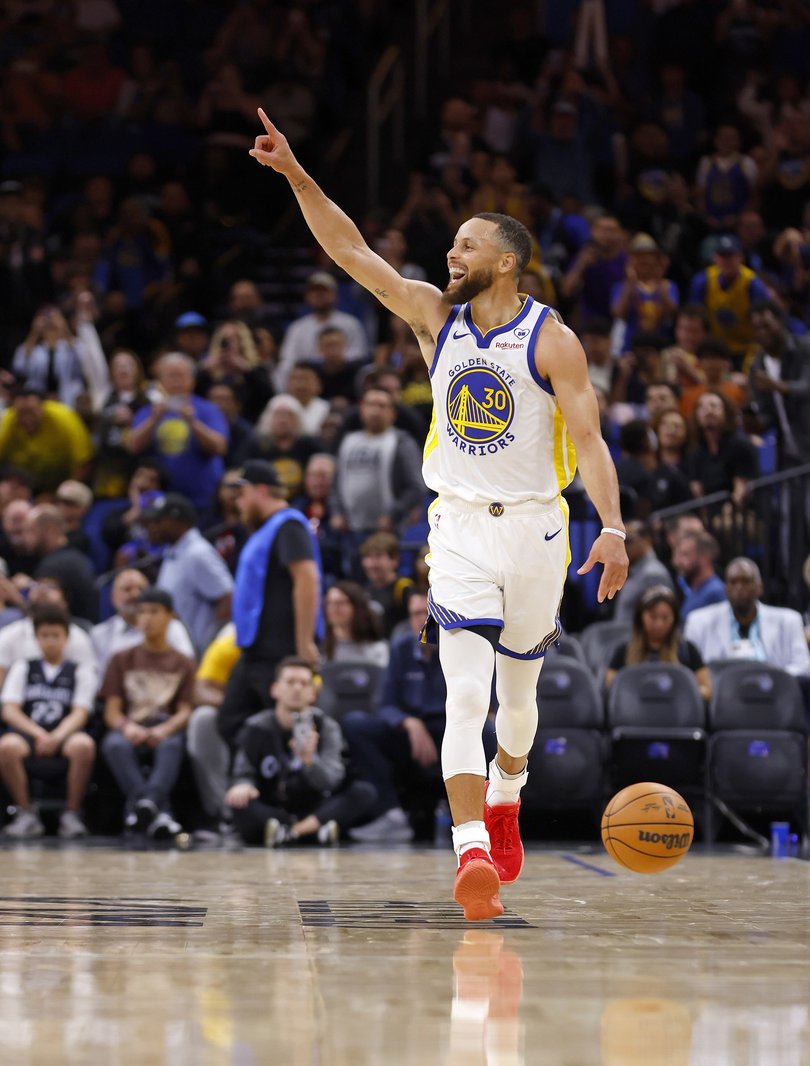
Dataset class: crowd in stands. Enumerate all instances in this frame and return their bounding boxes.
[0,0,808,845]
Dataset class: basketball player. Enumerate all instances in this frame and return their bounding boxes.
[249,110,628,920]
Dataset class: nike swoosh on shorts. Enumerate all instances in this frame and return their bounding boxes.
[545,528,562,541]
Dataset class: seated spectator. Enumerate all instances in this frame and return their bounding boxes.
[205,382,253,470]
[695,125,757,234]
[580,318,615,396]
[649,409,693,512]
[0,498,37,576]
[611,332,675,409]
[285,364,329,438]
[322,581,389,668]
[54,480,93,556]
[196,320,273,423]
[224,657,375,846]
[680,339,748,421]
[560,214,626,324]
[610,234,679,352]
[687,236,769,370]
[0,386,94,494]
[359,532,414,637]
[187,623,241,831]
[330,386,426,539]
[611,522,674,624]
[605,585,712,701]
[290,452,340,576]
[672,530,727,620]
[0,604,97,839]
[100,588,195,839]
[127,353,228,515]
[614,420,656,518]
[99,460,167,558]
[22,504,98,623]
[173,312,210,364]
[209,472,246,574]
[644,380,679,422]
[12,305,87,409]
[314,326,362,402]
[684,557,810,677]
[336,365,426,447]
[663,304,708,390]
[91,568,194,676]
[275,271,369,390]
[684,390,759,505]
[141,493,233,657]
[748,300,810,468]
[343,591,496,843]
[0,577,97,689]
[247,395,321,499]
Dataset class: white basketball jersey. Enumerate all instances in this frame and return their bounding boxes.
[422,297,577,505]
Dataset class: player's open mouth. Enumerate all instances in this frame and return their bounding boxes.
[448,269,465,282]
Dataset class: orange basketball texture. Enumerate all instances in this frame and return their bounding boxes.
[601,782,694,873]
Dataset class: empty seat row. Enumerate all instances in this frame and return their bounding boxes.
[527,658,808,842]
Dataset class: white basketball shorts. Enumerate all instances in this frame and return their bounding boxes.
[423,496,569,659]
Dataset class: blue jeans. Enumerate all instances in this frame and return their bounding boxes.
[101,730,185,814]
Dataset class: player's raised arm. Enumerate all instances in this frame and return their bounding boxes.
[249,109,445,340]
[536,317,629,602]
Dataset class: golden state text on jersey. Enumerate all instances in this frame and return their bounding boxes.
[423,297,577,506]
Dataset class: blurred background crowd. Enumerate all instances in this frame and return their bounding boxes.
[0,0,808,845]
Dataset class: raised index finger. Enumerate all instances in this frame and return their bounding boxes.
[257,108,278,136]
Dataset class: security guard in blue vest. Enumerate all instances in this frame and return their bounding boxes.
[219,460,323,747]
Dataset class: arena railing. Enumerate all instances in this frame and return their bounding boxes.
[650,461,810,612]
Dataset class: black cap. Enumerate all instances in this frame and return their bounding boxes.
[232,459,281,487]
[136,587,174,611]
[140,492,197,523]
[715,235,742,256]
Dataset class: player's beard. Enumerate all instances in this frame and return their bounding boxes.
[442,266,494,304]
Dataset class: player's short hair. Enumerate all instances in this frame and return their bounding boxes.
[473,213,532,275]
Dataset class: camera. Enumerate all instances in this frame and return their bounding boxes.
[292,712,314,748]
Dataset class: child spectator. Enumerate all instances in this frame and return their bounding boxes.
[224,657,375,846]
[0,604,97,839]
[100,587,195,839]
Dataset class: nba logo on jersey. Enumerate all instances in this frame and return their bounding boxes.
[446,367,515,454]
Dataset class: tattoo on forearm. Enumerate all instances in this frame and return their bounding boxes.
[374,288,389,299]
[292,179,308,192]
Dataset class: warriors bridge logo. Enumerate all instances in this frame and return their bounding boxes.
[446,366,515,456]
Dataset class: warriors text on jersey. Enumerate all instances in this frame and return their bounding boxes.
[422,297,577,505]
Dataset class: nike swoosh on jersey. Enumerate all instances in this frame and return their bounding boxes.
[452,330,472,339]
[545,528,562,541]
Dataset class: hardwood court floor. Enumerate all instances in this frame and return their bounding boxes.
[0,843,807,1065]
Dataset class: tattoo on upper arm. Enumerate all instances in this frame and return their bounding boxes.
[374,287,389,299]
[292,179,308,192]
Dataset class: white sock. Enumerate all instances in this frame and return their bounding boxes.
[486,757,528,807]
[452,820,490,861]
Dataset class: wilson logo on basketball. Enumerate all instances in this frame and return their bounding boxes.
[637,831,692,850]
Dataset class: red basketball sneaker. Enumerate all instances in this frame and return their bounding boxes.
[484,782,524,885]
[453,848,504,922]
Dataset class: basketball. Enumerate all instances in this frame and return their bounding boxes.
[601,783,694,873]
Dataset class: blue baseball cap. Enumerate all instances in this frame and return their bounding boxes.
[175,311,208,330]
